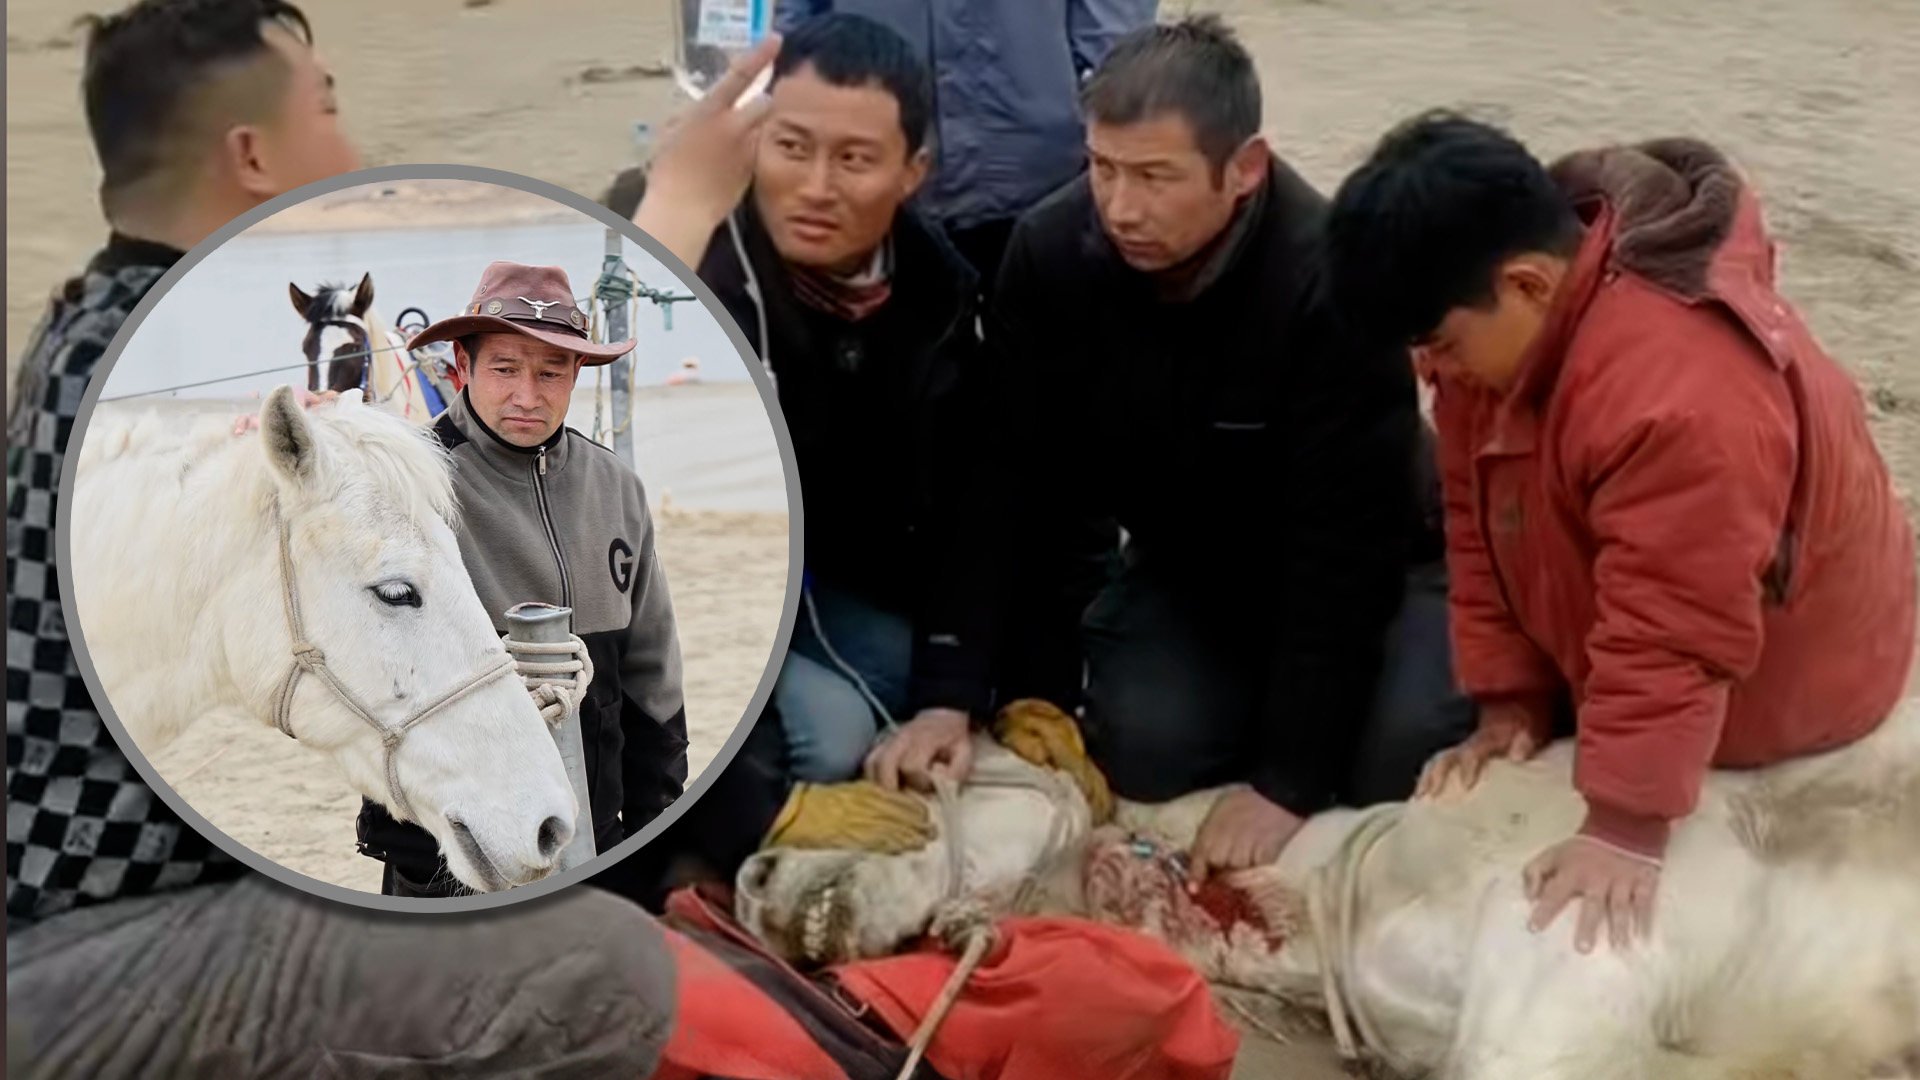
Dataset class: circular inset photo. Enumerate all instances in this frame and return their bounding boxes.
[56,167,799,910]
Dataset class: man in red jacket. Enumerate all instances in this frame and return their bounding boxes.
[1323,112,1916,954]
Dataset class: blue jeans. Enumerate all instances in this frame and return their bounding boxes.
[773,582,914,782]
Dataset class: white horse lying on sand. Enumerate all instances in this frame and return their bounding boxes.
[736,701,1920,1079]
[69,386,577,893]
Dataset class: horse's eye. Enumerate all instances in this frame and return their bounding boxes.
[371,582,421,608]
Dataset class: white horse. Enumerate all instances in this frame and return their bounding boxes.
[69,386,578,893]
[736,702,1920,1079]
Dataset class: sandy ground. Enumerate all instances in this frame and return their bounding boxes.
[11,0,1920,1075]
[144,505,788,894]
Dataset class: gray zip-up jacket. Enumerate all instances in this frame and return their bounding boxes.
[356,390,686,886]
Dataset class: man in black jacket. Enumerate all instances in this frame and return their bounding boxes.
[994,16,1472,879]
[696,14,997,791]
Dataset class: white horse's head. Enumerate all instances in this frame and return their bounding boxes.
[733,739,1092,964]
[235,387,577,891]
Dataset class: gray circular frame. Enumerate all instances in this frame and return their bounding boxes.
[53,164,804,914]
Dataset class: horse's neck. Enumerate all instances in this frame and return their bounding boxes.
[80,419,275,746]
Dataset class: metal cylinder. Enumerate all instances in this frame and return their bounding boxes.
[504,602,598,873]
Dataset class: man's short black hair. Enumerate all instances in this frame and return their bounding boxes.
[1325,110,1584,344]
[1081,15,1261,174]
[772,12,931,156]
[81,0,314,214]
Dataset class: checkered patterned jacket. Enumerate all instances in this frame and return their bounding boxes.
[6,235,243,928]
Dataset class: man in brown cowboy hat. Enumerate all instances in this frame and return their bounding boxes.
[354,260,690,898]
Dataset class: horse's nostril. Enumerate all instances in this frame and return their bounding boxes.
[536,816,571,861]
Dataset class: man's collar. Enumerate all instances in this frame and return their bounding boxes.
[451,389,570,476]
[89,232,186,277]
[1146,165,1273,303]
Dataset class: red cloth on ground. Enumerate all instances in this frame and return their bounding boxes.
[832,917,1240,1080]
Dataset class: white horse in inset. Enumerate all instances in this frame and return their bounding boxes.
[736,701,1920,1079]
[70,386,577,893]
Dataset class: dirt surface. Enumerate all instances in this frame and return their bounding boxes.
[9,0,1918,1074]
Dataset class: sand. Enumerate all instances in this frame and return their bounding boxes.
[11,0,1920,1074]
[145,505,788,894]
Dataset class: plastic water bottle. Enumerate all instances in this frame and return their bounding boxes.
[668,0,774,104]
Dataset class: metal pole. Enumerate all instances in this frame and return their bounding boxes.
[602,227,634,464]
[503,601,598,872]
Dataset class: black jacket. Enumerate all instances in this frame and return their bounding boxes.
[991,157,1426,814]
[698,199,997,715]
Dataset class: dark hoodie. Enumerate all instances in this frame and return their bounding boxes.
[1432,139,1915,857]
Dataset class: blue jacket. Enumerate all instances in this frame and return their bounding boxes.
[776,0,1157,230]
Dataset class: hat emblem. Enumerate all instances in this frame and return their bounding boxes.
[486,299,503,315]
[569,309,584,328]
[519,296,563,320]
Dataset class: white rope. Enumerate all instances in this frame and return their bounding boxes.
[1305,804,1413,1074]
[804,586,899,733]
[503,634,595,727]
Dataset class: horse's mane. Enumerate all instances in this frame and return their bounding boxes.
[309,281,359,320]
[314,400,457,526]
[85,399,456,527]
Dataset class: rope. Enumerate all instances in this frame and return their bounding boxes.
[503,635,595,727]
[269,498,518,822]
[804,586,900,733]
[1305,804,1411,1073]
[100,343,414,402]
[894,898,997,1080]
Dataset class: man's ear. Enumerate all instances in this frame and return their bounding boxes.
[1498,254,1566,311]
[901,145,933,201]
[1226,135,1269,200]
[224,124,279,202]
[452,340,473,382]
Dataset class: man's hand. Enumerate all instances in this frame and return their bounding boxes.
[1414,696,1548,799]
[863,708,973,794]
[1189,786,1305,884]
[633,34,780,267]
[232,388,339,436]
[1523,835,1660,953]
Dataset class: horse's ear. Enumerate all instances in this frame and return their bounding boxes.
[350,273,374,318]
[260,385,321,489]
[289,283,314,316]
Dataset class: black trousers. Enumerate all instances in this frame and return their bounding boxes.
[1082,557,1478,807]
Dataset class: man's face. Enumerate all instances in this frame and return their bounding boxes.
[753,63,928,273]
[246,20,360,196]
[456,333,583,447]
[1414,256,1567,395]
[1088,112,1264,272]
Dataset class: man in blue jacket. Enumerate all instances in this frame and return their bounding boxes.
[776,0,1157,291]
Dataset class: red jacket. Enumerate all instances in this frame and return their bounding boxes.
[1433,139,1916,856]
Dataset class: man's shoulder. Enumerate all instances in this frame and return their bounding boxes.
[1010,175,1098,262]
[564,429,647,492]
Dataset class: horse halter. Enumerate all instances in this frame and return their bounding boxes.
[267,499,516,823]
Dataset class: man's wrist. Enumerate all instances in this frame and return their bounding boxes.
[1578,799,1670,859]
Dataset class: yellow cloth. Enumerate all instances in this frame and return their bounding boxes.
[993,698,1116,824]
[762,780,935,854]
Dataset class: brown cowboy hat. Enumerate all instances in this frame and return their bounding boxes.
[407,261,635,365]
